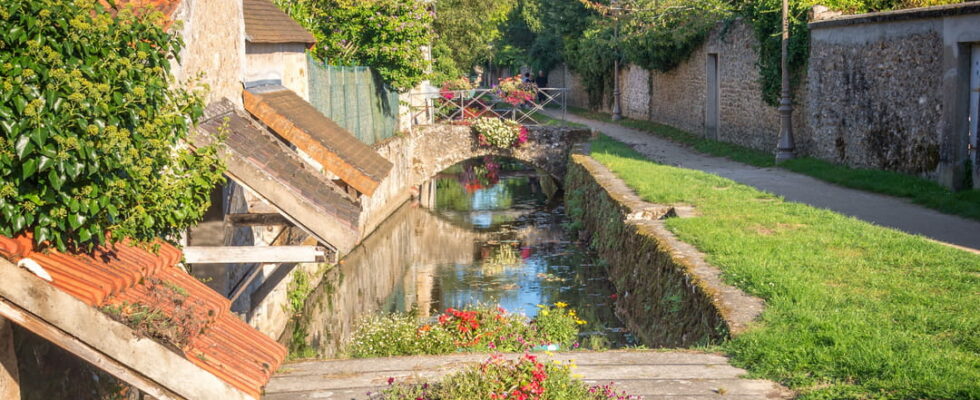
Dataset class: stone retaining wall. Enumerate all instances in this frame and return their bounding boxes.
[564,151,762,347]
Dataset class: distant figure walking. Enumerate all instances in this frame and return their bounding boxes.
[535,70,548,102]
[523,72,532,83]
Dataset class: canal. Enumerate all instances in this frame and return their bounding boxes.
[285,156,632,359]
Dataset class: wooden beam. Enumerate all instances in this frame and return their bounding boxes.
[184,246,325,264]
[225,213,291,226]
[0,299,182,400]
[0,317,20,400]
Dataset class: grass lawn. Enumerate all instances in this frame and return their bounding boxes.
[590,134,980,399]
[569,107,980,222]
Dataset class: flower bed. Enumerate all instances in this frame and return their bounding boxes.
[374,354,637,400]
[347,304,586,358]
[493,75,538,106]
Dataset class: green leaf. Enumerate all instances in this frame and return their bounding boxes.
[12,214,25,232]
[30,127,47,147]
[14,135,33,158]
[21,158,38,179]
[48,169,64,190]
[37,156,53,172]
[68,214,85,229]
[34,226,48,244]
[78,226,92,242]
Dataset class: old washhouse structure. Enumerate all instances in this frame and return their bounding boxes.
[0,0,393,398]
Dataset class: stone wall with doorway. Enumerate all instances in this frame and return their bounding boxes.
[806,4,980,188]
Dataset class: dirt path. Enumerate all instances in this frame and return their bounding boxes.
[553,111,980,253]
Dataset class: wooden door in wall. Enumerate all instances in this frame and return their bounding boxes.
[706,54,719,140]
[971,44,979,188]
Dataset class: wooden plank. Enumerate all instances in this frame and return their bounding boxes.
[226,213,292,226]
[184,246,325,264]
[0,317,20,400]
[0,299,182,400]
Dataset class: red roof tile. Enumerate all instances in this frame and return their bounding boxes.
[0,234,286,399]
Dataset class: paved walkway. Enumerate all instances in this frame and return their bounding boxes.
[552,111,980,253]
[265,351,791,399]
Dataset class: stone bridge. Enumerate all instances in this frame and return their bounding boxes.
[357,124,592,241]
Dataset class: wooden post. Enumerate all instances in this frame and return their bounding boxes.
[0,317,21,400]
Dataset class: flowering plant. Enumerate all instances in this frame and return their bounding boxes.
[439,76,475,100]
[375,353,638,400]
[493,75,538,106]
[472,118,529,149]
[347,304,586,358]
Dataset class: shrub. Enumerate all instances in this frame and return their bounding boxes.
[274,0,434,91]
[0,0,223,250]
[376,354,638,400]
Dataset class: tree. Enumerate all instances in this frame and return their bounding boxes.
[0,0,224,250]
[275,0,434,91]
[431,0,516,84]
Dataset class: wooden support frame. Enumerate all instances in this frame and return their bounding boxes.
[225,213,292,226]
[183,246,326,264]
[0,299,182,400]
[0,259,252,400]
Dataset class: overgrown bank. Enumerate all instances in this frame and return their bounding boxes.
[580,134,978,399]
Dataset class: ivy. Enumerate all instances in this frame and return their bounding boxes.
[275,0,434,91]
[0,0,224,251]
[735,0,966,105]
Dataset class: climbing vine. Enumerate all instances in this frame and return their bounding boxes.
[0,0,224,250]
[735,0,966,105]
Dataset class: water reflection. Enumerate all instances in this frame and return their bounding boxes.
[287,157,630,359]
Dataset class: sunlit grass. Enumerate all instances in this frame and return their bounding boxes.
[590,134,980,399]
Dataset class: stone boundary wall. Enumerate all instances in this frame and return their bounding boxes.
[553,20,800,154]
[807,4,980,188]
[564,150,762,347]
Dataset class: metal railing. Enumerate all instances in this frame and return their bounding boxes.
[405,87,568,129]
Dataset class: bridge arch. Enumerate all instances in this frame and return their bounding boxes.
[408,124,591,183]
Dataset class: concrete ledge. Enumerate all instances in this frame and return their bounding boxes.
[809,2,980,29]
[565,151,763,346]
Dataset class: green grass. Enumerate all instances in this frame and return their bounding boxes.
[529,110,587,128]
[589,134,980,399]
[569,107,980,221]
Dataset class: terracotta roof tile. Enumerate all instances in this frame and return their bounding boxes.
[0,234,286,399]
[243,0,316,45]
[244,86,393,196]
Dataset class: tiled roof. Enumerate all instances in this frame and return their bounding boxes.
[0,234,286,399]
[244,86,393,196]
[243,0,316,45]
[193,100,361,249]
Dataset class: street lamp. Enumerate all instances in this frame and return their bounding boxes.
[611,0,623,121]
[775,0,796,162]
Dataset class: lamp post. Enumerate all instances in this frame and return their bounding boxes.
[775,0,796,162]
[611,0,623,121]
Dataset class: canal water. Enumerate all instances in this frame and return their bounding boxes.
[287,156,632,358]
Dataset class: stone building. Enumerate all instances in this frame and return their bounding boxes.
[556,3,980,190]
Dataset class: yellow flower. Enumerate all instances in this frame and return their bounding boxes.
[554,301,568,308]
[545,351,554,356]
[536,304,546,309]
[575,319,587,325]
[568,310,576,317]
[541,309,550,316]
